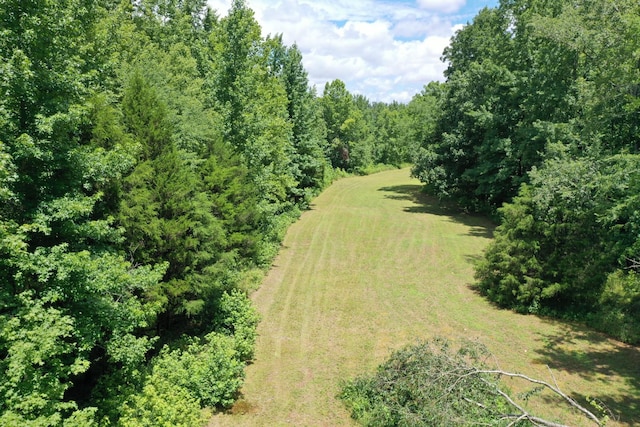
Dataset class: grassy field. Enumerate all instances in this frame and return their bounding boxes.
[210,168,640,427]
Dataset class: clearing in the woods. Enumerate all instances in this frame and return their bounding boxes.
[211,168,640,427]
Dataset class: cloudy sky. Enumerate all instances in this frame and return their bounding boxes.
[206,0,499,103]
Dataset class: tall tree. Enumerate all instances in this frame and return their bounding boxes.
[209,0,261,151]
[278,41,328,204]
[119,71,226,318]
[413,1,582,211]
[209,0,298,261]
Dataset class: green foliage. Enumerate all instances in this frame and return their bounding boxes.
[321,79,370,171]
[152,333,244,408]
[275,40,328,205]
[119,376,205,427]
[356,163,405,176]
[411,0,640,341]
[200,150,262,259]
[339,338,512,426]
[209,0,262,149]
[0,293,89,426]
[406,82,442,151]
[474,185,543,311]
[112,332,245,426]
[121,71,173,160]
[590,270,640,344]
[208,0,306,257]
[340,337,602,426]
[476,154,640,342]
[213,290,260,362]
[118,146,226,316]
[412,0,633,212]
[414,58,524,211]
[0,252,164,425]
[370,103,413,168]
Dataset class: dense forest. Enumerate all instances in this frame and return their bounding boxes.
[0,0,432,425]
[412,0,640,345]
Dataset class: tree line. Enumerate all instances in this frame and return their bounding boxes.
[412,0,640,344]
[0,0,433,425]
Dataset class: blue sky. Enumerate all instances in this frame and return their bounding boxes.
[207,0,500,102]
[457,0,500,23]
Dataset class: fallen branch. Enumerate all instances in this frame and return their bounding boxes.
[475,368,602,426]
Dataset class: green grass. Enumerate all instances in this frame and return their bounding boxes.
[210,168,640,427]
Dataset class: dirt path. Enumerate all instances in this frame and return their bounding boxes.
[210,168,640,427]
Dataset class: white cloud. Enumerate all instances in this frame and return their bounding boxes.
[417,0,467,13]
[207,0,494,102]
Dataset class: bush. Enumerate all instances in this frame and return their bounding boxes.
[115,332,244,426]
[152,332,245,408]
[119,377,205,427]
[214,290,260,362]
[588,270,640,344]
[476,154,640,342]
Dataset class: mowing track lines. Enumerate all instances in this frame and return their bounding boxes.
[272,209,323,360]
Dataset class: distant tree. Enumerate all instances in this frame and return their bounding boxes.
[321,80,370,170]
[407,81,443,155]
[370,102,411,167]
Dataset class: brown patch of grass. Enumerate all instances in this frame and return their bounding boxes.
[227,399,257,416]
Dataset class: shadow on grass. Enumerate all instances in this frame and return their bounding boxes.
[380,184,640,424]
[533,321,640,424]
[378,184,494,239]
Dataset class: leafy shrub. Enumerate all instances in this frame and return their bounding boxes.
[355,163,404,176]
[588,270,640,344]
[0,407,97,427]
[214,289,260,362]
[152,332,245,408]
[119,377,205,427]
[115,332,244,426]
[476,154,640,343]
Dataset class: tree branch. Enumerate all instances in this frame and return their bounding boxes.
[475,369,602,426]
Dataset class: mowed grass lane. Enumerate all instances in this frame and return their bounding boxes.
[211,168,640,427]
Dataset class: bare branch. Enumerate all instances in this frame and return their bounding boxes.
[547,365,560,390]
[475,369,602,426]
[463,397,488,410]
[505,414,528,427]
[624,256,640,271]
[486,381,571,427]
